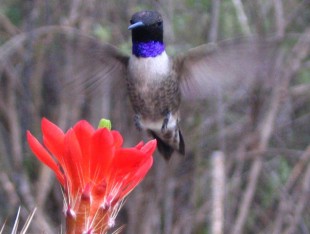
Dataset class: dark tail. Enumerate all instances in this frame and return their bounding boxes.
[149,129,185,160]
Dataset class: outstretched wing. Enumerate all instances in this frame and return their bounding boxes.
[175,38,278,100]
[61,31,131,125]
[67,33,129,95]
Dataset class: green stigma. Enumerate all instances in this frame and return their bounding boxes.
[98,118,112,130]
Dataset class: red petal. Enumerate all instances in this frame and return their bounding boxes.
[111,130,123,148]
[41,118,65,164]
[112,148,147,172]
[135,141,144,150]
[90,128,114,183]
[108,148,152,193]
[63,129,84,195]
[73,120,94,181]
[107,148,153,202]
[112,140,156,173]
[119,155,153,199]
[140,139,157,155]
[27,131,65,185]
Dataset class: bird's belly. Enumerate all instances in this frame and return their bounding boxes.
[128,80,178,120]
[141,112,178,131]
[127,53,181,120]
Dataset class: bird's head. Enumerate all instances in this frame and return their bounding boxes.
[128,11,163,44]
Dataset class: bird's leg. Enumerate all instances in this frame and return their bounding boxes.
[161,111,171,133]
[134,114,143,131]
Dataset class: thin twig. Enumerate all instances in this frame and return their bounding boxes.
[273,0,285,38]
[283,163,310,234]
[0,13,20,35]
[272,145,310,234]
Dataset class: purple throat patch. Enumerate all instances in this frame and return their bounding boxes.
[132,41,165,57]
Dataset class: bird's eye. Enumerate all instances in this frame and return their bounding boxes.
[157,22,162,27]
[130,20,133,24]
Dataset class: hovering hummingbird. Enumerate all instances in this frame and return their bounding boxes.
[81,10,274,160]
[127,11,185,160]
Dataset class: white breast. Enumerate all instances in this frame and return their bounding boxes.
[128,51,170,82]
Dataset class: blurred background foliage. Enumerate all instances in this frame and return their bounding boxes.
[0,0,309,233]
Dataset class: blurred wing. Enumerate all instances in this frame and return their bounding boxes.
[8,26,131,123]
[59,33,131,124]
[176,38,277,100]
[68,35,129,95]
[0,25,133,133]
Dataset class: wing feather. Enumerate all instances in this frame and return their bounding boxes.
[175,38,278,100]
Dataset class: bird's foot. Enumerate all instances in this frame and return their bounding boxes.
[161,112,171,133]
[134,114,143,131]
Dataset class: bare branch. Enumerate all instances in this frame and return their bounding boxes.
[231,0,251,35]
[273,0,285,38]
[208,0,221,42]
[0,13,20,35]
[236,27,310,234]
[211,151,225,234]
[283,163,310,234]
[272,145,310,234]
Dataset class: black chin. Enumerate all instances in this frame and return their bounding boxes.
[131,27,163,43]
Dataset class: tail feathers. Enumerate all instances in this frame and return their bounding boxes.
[149,129,185,160]
[178,130,185,155]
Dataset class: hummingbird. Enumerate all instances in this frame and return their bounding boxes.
[80,10,274,160]
[127,11,185,160]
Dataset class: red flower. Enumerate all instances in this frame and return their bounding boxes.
[27,118,156,233]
